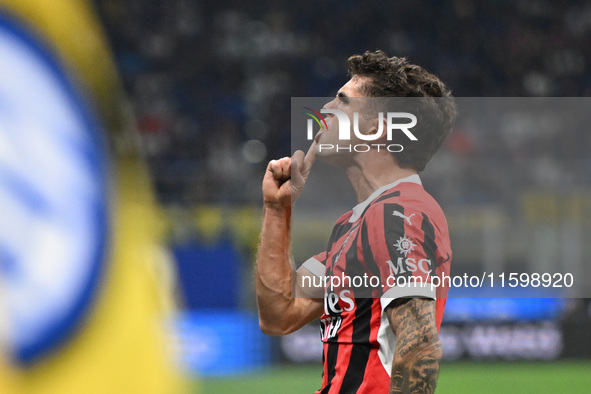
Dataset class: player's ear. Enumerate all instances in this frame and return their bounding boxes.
[366,114,388,141]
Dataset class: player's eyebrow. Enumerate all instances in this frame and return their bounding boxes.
[337,91,350,104]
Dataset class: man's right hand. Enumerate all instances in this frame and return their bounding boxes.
[256,139,323,336]
[262,140,316,210]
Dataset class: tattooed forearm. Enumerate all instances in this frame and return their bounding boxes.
[389,342,441,393]
[386,298,442,394]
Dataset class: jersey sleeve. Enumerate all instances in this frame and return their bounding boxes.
[298,211,351,278]
[300,251,327,278]
[361,202,437,312]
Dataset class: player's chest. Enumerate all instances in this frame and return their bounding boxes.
[325,221,362,276]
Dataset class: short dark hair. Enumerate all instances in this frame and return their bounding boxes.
[347,50,456,172]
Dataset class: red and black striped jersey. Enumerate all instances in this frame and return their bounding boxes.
[301,174,451,393]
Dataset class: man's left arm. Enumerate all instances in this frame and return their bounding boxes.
[385,297,442,394]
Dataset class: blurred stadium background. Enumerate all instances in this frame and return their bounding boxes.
[1,0,591,392]
[93,0,591,392]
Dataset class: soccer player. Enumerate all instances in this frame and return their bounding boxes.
[256,50,456,393]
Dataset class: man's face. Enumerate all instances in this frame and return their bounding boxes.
[314,76,377,163]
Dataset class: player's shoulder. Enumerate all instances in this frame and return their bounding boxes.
[333,210,354,226]
[365,182,446,225]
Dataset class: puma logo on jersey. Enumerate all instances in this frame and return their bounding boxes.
[392,210,415,225]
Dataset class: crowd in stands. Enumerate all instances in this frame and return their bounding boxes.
[96,0,591,207]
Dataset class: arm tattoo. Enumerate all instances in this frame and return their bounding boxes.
[386,298,442,394]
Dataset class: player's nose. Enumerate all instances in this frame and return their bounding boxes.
[322,98,337,112]
[322,98,337,109]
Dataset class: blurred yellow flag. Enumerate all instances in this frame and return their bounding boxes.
[0,0,188,392]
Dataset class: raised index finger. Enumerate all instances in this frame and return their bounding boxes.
[302,139,317,176]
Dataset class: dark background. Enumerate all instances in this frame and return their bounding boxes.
[95,0,591,205]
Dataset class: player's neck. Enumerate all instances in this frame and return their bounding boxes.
[344,154,417,203]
